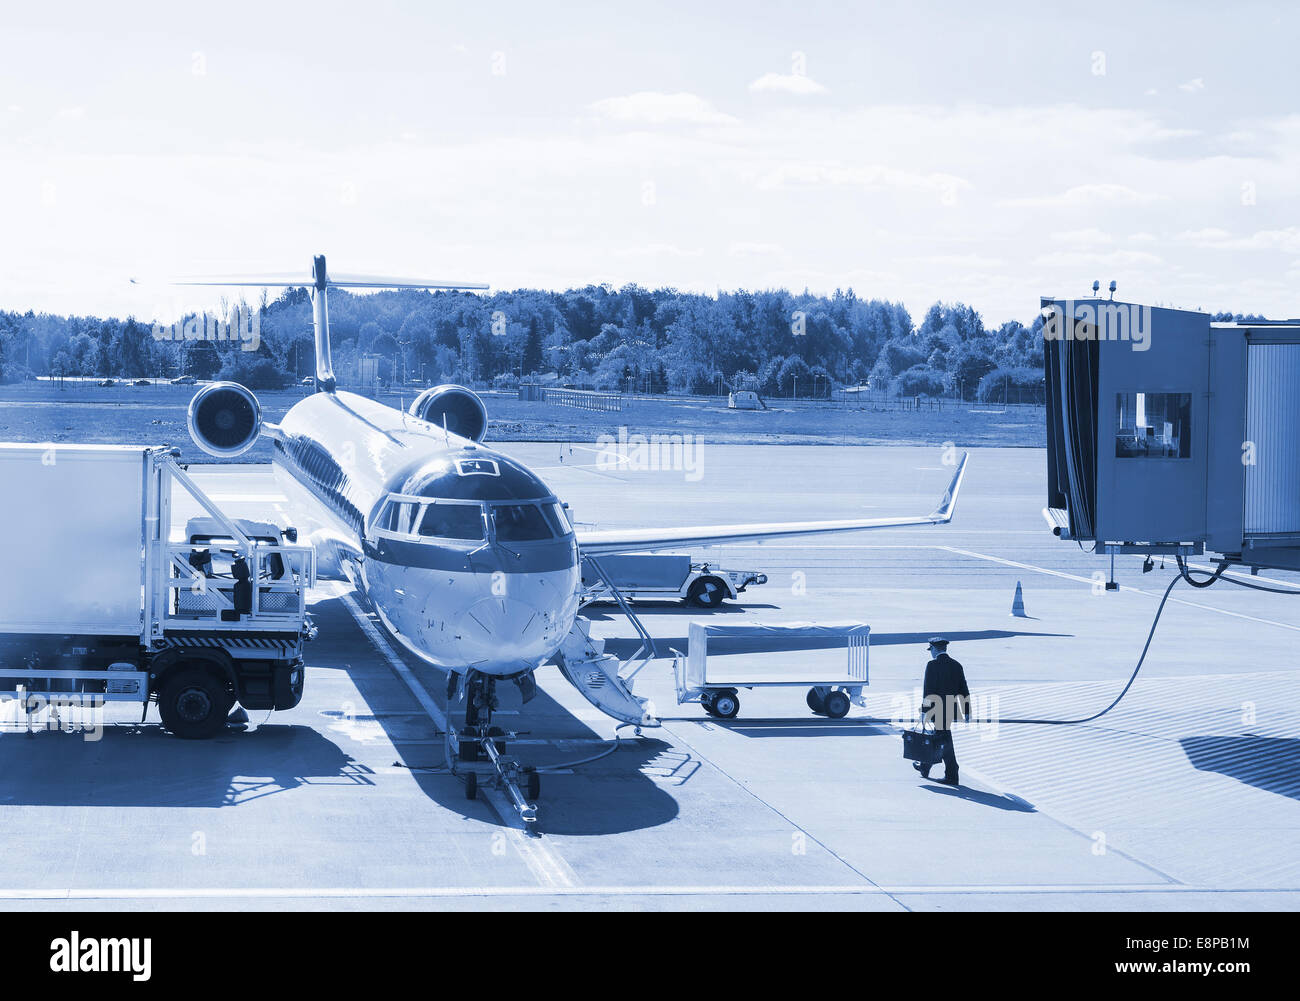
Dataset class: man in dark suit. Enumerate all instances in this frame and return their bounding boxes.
[914,637,970,786]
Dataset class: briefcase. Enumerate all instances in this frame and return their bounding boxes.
[902,726,944,766]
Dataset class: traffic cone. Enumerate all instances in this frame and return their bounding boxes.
[1010,580,1028,617]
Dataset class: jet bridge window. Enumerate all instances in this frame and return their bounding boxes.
[492,504,556,542]
[1115,392,1192,459]
[417,502,485,541]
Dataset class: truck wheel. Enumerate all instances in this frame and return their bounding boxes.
[158,666,234,740]
[687,577,726,608]
[711,691,740,719]
[823,691,851,719]
[806,689,826,714]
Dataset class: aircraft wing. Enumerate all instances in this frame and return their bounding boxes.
[576,453,969,555]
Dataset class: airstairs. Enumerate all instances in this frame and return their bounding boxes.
[554,556,660,728]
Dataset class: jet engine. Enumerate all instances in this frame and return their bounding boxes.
[408,384,488,442]
[187,382,263,458]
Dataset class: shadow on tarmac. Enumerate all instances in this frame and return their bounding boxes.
[1181,735,1300,800]
[581,601,782,620]
[0,723,372,808]
[694,718,894,739]
[920,782,1037,812]
[308,595,682,835]
[603,627,1070,660]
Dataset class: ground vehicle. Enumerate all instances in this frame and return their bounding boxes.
[170,375,196,385]
[670,621,869,719]
[728,390,763,410]
[0,444,315,739]
[580,554,767,608]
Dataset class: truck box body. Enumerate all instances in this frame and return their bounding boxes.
[582,554,691,591]
[0,444,148,637]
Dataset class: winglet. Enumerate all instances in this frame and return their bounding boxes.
[928,452,970,523]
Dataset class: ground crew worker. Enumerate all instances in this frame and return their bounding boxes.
[914,636,970,786]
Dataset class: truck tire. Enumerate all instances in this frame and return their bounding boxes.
[687,577,727,608]
[158,665,234,740]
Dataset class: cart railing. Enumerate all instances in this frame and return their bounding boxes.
[159,542,316,631]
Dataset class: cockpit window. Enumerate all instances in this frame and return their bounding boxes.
[541,502,572,536]
[492,504,555,542]
[417,502,485,541]
[381,500,418,535]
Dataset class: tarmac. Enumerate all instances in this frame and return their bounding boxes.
[2,443,1298,911]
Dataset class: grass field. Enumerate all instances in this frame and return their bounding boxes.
[0,381,1046,460]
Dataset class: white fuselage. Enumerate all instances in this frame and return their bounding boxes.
[270,391,581,677]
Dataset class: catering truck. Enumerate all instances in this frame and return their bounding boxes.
[0,443,315,738]
[580,553,768,608]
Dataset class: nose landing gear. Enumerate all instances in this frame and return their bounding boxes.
[447,670,541,826]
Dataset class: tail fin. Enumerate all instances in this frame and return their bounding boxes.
[174,254,489,396]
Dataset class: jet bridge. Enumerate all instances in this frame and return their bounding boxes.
[1042,297,1300,573]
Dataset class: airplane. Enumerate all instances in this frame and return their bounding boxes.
[176,256,969,812]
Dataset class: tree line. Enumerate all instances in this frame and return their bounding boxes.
[0,284,1262,403]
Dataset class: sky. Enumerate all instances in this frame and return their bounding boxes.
[2,0,1298,325]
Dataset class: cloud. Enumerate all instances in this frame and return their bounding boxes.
[748,72,827,96]
[1006,183,1164,207]
[589,91,739,126]
[611,244,704,258]
[903,253,1006,269]
[745,160,969,197]
[1179,227,1300,253]
[1055,228,1113,247]
[726,241,786,258]
[1178,77,1206,94]
[1033,249,1164,269]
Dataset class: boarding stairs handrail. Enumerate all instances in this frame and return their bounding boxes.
[581,555,657,684]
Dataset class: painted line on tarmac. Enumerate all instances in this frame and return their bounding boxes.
[936,545,1300,633]
[0,883,1288,901]
[335,585,578,890]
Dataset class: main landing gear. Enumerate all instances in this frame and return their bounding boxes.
[447,670,541,826]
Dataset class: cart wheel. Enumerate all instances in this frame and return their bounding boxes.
[806,689,826,714]
[526,769,541,800]
[711,691,740,719]
[823,690,851,719]
[464,772,478,801]
[700,694,718,716]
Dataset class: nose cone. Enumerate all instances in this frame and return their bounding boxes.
[457,595,564,671]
